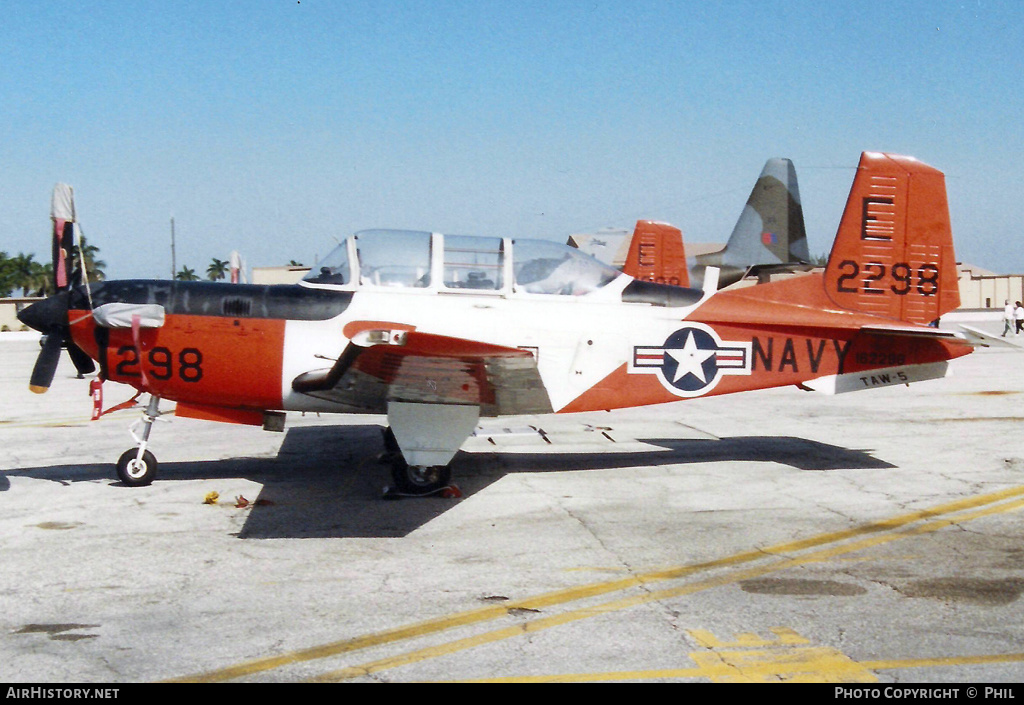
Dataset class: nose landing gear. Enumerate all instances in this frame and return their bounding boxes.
[115,395,163,487]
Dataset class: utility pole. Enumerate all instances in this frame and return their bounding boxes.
[170,217,176,280]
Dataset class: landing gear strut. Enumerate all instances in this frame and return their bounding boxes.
[116,395,162,486]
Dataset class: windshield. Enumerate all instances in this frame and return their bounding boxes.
[303,242,351,285]
[302,230,433,288]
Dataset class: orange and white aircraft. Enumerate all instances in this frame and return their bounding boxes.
[19,152,970,495]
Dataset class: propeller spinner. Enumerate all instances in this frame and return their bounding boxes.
[17,291,96,393]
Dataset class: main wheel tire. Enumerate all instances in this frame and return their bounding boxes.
[389,456,452,496]
[116,448,157,487]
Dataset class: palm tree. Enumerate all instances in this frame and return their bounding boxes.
[0,251,15,297]
[73,235,106,283]
[175,266,199,281]
[206,258,229,281]
[0,252,52,297]
[7,253,38,296]
[27,261,54,297]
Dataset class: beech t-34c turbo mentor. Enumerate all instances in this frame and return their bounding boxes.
[19,152,971,495]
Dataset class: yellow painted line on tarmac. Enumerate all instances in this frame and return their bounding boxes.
[0,416,94,429]
[454,652,1024,683]
[860,652,1024,671]
[311,494,1024,682]
[0,409,143,429]
[167,484,1024,683]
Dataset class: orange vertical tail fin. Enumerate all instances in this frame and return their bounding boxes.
[824,152,960,325]
[622,220,689,288]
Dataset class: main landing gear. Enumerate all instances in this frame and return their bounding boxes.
[381,427,455,496]
[380,402,479,499]
[116,395,164,487]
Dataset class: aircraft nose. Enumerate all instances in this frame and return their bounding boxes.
[16,292,69,333]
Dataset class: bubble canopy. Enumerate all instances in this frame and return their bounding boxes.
[302,229,623,296]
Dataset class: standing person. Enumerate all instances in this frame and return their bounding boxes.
[1003,300,1015,336]
[1015,301,1024,336]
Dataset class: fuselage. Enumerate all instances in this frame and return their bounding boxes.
[64,231,969,423]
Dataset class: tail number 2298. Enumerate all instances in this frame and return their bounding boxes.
[836,260,939,296]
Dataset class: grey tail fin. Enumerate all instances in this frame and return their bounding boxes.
[722,157,810,268]
[693,158,811,288]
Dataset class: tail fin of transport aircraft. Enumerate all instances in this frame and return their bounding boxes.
[622,158,812,290]
[823,152,960,326]
[710,157,811,277]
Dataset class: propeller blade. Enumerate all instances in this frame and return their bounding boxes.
[18,290,96,388]
[66,341,97,376]
[29,330,65,393]
[51,183,76,292]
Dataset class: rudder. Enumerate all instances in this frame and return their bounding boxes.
[823,152,959,325]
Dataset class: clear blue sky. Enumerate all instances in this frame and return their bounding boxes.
[2,0,1022,279]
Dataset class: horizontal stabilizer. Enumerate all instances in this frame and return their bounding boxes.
[858,323,966,341]
[956,324,1024,349]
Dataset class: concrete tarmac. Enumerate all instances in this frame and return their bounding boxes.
[2,318,1024,683]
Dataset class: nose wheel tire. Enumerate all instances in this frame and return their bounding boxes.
[116,448,157,487]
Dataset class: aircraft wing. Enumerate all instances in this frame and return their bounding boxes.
[292,330,553,416]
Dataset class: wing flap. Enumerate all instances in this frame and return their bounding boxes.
[292,330,553,416]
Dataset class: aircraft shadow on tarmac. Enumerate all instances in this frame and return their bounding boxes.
[2,424,894,539]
